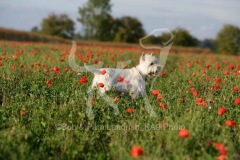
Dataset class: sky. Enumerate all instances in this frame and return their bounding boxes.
[0,0,239,40]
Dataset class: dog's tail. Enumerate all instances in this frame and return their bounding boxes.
[84,63,101,74]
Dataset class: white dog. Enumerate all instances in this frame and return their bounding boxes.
[68,41,165,119]
[85,53,162,99]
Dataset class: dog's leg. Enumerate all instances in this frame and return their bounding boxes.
[140,91,157,117]
[97,90,119,116]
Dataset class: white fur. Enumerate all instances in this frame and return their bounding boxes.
[86,53,161,99]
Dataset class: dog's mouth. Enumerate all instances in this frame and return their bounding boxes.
[148,71,158,76]
[148,66,161,76]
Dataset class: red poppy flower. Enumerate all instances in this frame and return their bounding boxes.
[159,103,165,109]
[34,62,39,66]
[11,65,15,70]
[196,98,203,103]
[225,120,235,127]
[20,64,24,68]
[200,101,208,107]
[217,155,226,160]
[233,86,238,92]
[157,96,162,101]
[126,108,134,113]
[118,76,124,82]
[224,71,230,75]
[213,142,227,156]
[20,107,26,116]
[152,90,160,96]
[196,97,208,107]
[46,80,52,86]
[20,111,25,116]
[216,78,221,83]
[161,71,166,76]
[235,98,240,105]
[180,69,184,73]
[98,83,104,88]
[216,64,221,70]
[219,148,227,156]
[206,64,210,69]
[218,107,227,115]
[0,62,2,67]
[80,76,88,84]
[214,84,220,90]
[131,146,143,158]
[178,129,190,138]
[101,70,106,75]
[193,91,198,97]
[228,65,234,70]
[190,87,195,92]
[114,97,119,103]
[201,70,206,74]
[53,66,60,74]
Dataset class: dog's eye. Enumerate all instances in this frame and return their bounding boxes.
[150,62,154,65]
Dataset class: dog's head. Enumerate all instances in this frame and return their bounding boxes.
[138,53,162,76]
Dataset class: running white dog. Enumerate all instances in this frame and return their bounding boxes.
[85,53,162,99]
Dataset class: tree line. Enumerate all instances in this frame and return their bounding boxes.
[32,0,240,55]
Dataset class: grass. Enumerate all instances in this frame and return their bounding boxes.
[0,41,239,159]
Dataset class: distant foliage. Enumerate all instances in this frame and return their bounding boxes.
[198,39,215,51]
[41,13,75,38]
[140,28,198,47]
[78,0,112,40]
[78,0,145,43]
[97,14,116,41]
[31,26,39,33]
[171,28,198,47]
[215,24,240,55]
[113,16,145,43]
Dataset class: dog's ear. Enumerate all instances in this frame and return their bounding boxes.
[150,52,153,56]
[141,52,145,61]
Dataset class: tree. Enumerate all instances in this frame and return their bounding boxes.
[113,16,145,43]
[31,26,39,32]
[78,0,112,40]
[97,14,116,41]
[215,24,240,55]
[40,13,75,38]
[199,39,215,51]
[170,28,198,47]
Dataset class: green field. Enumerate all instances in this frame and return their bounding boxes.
[0,41,239,159]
